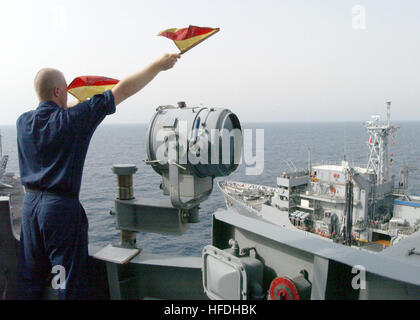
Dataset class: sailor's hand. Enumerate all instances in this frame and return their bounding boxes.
[155,53,180,71]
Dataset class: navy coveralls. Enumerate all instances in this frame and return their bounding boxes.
[16,90,115,299]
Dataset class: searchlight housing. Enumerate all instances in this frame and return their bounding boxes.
[110,102,242,249]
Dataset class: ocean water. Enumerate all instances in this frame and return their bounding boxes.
[1,121,420,257]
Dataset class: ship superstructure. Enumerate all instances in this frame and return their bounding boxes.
[220,103,420,252]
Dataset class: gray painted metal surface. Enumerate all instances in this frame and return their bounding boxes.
[115,197,189,235]
[213,209,420,287]
[89,245,206,300]
[310,256,329,300]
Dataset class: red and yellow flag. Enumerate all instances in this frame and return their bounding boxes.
[158,25,220,54]
[67,76,119,102]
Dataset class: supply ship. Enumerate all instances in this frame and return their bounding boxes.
[1,102,420,301]
[219,102,420,253]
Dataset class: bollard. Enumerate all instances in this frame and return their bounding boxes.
[112,164,138,248]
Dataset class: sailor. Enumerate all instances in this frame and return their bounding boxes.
[16,53,180,299]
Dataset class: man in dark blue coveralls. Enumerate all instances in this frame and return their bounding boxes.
[16,53,180,299]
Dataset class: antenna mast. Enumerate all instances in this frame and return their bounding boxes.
[365,101,399,184]
[308,148,312,175]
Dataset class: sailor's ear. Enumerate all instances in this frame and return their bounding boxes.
[53,86,60,98]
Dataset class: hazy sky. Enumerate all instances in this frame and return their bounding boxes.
[1,0,419,124]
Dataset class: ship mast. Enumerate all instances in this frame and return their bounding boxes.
[308,148,312,175]
[365,102,398,184]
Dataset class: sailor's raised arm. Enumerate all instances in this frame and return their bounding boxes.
[112,53,180,106]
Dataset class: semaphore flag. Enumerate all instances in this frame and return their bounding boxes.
[158,25,220,54]
[68,76,119,102]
